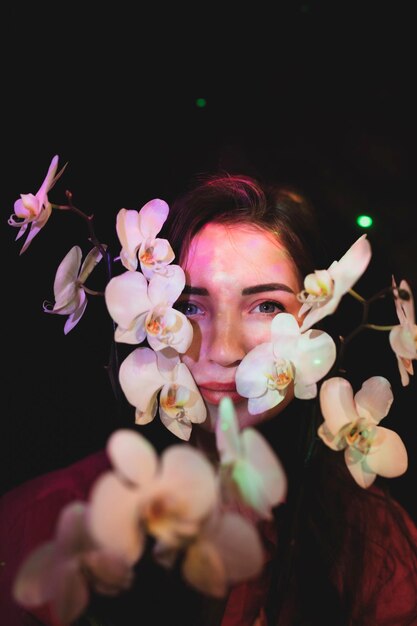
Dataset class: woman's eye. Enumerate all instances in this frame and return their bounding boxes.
[251,301,285,314]
[174,301,203,317]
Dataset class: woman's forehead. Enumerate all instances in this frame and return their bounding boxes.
[182,222,300,289]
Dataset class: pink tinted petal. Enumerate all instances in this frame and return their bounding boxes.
[116,209,143,269]
[182,539,227,597]
[241,429,287,510]
[366,427,408,478]
[270,313,300,345]
[148,265,185,306]
[236,343,275,398]
[19,205,53,254]
[114,311,148,345]
[89,472,145,564]
[160,446,218,518]
[389,325,417,359]
[354,376,394,423]
[64,295,87,334]
[208,513,264,583]
[119,348,164,414]
[319,377,357,435]
[37,155,59,199]
[293,379,317,400]
[107,429,157,486]
[299,298,336,333]
[78,246,103,284]
[105,271,150,328]
[13,542,56,607]
[55,502,91,556]
[344,447,376,489]
[295,329,336,384]
[137,198,169,238]
[248,388,284,415]
[331,234,372,294]
[396,355,412,387]
[147,309,193,354]
[317,422,344,451]
[82,550,134,592]
[231,460,271,518]
[216,397,241,464]
[52,560,89,625]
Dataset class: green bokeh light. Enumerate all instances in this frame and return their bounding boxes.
[356,214,373,228]
[195,98,207,108]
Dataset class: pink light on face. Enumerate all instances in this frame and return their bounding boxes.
[177,223,302,431]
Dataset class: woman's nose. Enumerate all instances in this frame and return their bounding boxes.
[206,313,246,367]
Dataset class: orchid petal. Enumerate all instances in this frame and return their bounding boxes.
[148,265,185,306]
[235,343,275,398]
[182,539,227,597]
[344,447,376,489]
[107,429,158,486]
[78,246,103,284]
[354,376,394,423]
[81,550,133,593]
[116,209,143,271]
[105,271,151,329]
[319,377,357,435]
[248,388,284,415]
[63,295,88,334]
[159,446,218,518]
[331,234,372,295]
[366,426,408,478]
[51,560,89,625]
[89,472,145,564]
[159,407,193,440]
[53,246,82,300]
[216,397,242,463]
[118,348,164,415]
[137,198,169,238]
[295,329,336,385]
[241,429,287,510]
[13,542,56,607]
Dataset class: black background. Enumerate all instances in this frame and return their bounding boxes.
[2,4,416,519]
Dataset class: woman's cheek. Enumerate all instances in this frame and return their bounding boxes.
[243,317,276,349]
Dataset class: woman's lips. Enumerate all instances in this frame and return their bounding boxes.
[198,383,243,405]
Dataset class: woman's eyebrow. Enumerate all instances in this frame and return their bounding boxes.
[182,283,294,296]
[242,283,295,295]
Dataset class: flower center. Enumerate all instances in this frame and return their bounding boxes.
[160,385,190,420]
[267,358,294,391]
[343,418,376,454]
[139,246,155,266]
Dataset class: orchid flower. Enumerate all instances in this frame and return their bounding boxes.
[215,397,287,520]
[8,155,67,255]
[119,347,206,440]
[235,313,336,415]
[318,376,408,488]
[43,245,103,334]
[88,429,219,564]
[174,510,264,598]
[13,501,134,625]
[105,265,193,353]
[297,234,372,332]
[116,200,175,278]
[389,278,416,386]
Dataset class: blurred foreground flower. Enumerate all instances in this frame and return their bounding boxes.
[216,396,287,520]
[318,376,408,488]
[13,501,133,625]
[298,234,372,332]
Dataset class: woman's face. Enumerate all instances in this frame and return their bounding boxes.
[176,222,303,431]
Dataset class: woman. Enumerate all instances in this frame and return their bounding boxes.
[1,173,417,625]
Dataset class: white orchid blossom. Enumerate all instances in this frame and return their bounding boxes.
[215,397,287,520]
[298,234,372,332]
[236,313,336,415]
[389,278,416,386]
[13,501,133,625]
[116,200,175,278]
[8,155,67,254]
[89,429,219,563]
[318,376,408,488]
[119,347,206,440]
[105,265,193,353]
[43,245,103,334]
